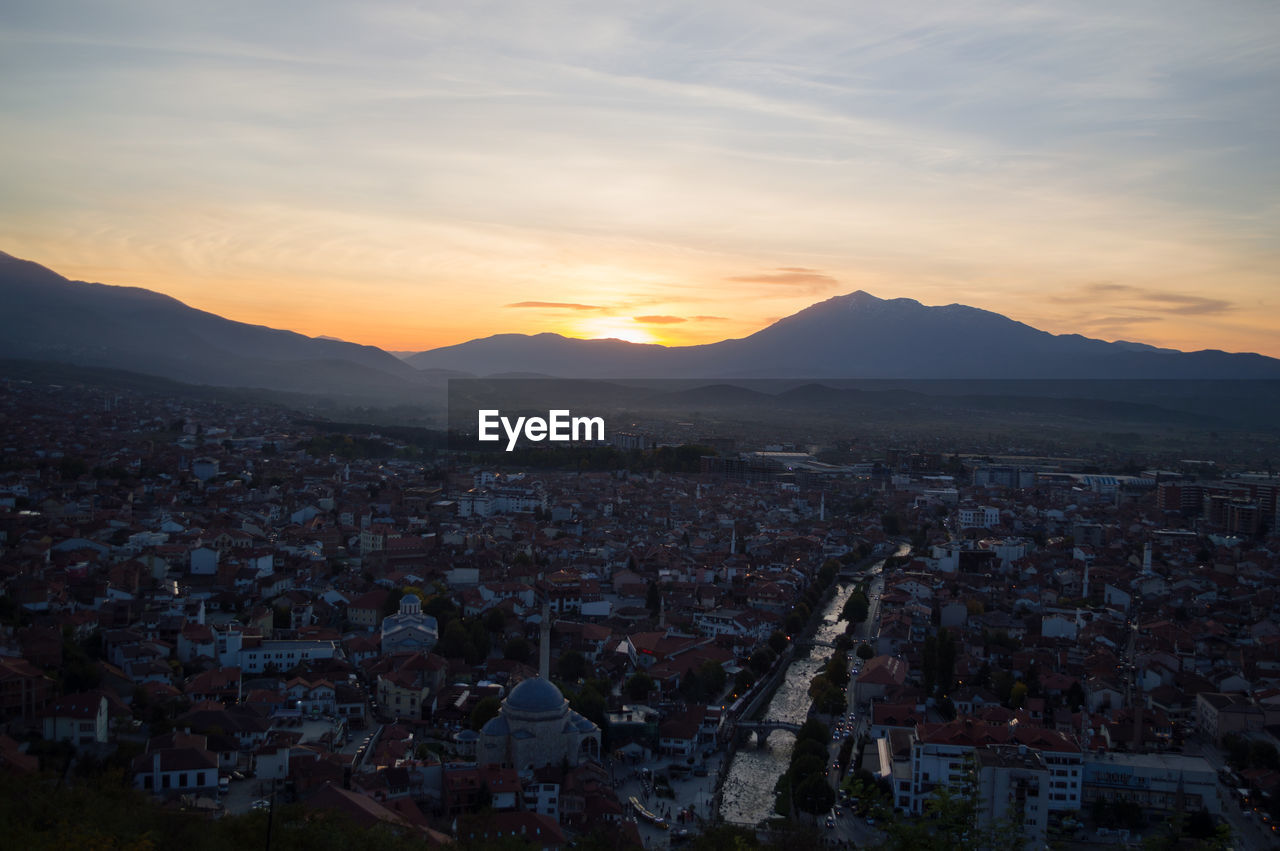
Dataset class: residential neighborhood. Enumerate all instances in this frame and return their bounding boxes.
[2,376,1279,849]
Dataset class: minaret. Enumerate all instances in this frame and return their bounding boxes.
[820,492,826,522]
[1142,543,1153,576]
[730,525,737,555]
[1082,560,1090,600]
[539,599,551,680]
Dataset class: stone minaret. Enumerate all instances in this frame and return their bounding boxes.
[539,599,551,680]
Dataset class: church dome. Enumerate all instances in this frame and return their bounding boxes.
[504,677,567,716]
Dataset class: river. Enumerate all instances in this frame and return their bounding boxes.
[717,575,861,825]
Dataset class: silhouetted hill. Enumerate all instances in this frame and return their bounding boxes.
[410,290,1280,379]
[0,252,437,401]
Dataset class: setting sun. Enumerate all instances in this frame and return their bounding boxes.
[568,317,661,345]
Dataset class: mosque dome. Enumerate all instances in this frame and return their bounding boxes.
[504,677,568,717]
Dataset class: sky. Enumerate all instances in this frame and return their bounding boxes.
[1,1,1278,355]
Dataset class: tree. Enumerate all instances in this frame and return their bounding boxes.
[557,650,586,682]
[688,825,759,850]
[382,587,405,619]
[856,643,874,661]
[793,773,836,818]
[698,660,727,696]
[625,672,655,701]
[680,668,709,703]
[878,784,1024,851]
[792,738,827,765]
[769,631,789,654]
[502,637,532,664]
[470,696,501,730]
[809,676,844,716]
[795,718,830,746]
[789,754,826,784]
[466,619,491,663]
[646,580,661,617]
[841,590,869,624]
[484,608,507,634]
[568,685,607,728]
[439,619,473,660]
[748,647,776,674]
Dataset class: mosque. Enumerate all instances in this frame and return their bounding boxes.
[475,603,601,769]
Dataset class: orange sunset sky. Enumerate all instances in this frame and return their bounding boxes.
[2,2,1278,357]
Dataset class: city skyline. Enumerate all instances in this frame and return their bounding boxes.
[2,2,1278,356]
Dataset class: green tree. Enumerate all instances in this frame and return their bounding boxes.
[502,637,532,664]
[470,696,501,730]
[856,643,874,661]
[625,672,655,701]
[878,784,1024,851]
[698,660,727,696]
[792,773,836,818]
[466,618,491,663]
[439,619,472,659]
[557,650,586,682]
[484,608,507,633]
[748,647,776,673]
[841,590,870,624]
[795,718,830,746]
[568,684,607,728]
[688,825,759,850]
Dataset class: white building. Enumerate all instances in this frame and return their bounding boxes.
[975,745,1049,849]
[43,692,109,748]
[958,505,1001,529]
[908,720,1082,816]
[239,639,340,674]
[381,593,439,655]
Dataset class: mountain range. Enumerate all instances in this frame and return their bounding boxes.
[3,251,1279,397]
[408,291,1280,379]
[0,251,443,403]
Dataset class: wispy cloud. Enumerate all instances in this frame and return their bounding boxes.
[1050,283,1234,316]
[506,301,606,311]
[693,315,729,322]
[1075,315,1163,328]
[633,314,686,324]
[727,267,839,293]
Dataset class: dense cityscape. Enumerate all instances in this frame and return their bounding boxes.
[1,374,1277,849]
